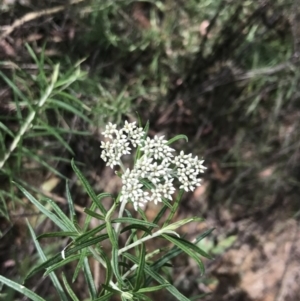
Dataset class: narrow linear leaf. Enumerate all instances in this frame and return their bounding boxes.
[146,229,214,286]
[138,284,170,293]
[161,234,205,274]
[121,224,152,235]
[112,247,124,286]
[49,99,90,123]
[61,273,80,301]
[124,253,190,301]
[141,204,168,238]
[44,198,77,232]
[15,184,68,231]
[100,284,120,294]
[96,246,113,288]
[134,243,146,291]
[112,218,158,228]
[44,253,86,276]
[25,234,109,280]
[93,292,114,301]
[71,159,106,215]
[83,256,97,300]
[66,181,76,219]
[22,148,68,180]
[0,276,46,301]
[0,121,14,137]
[83,202,97,232]
[27,221,68,301]
[38,120,74,155]
[166,235,212,259]
[74,223,106,244]
[84,208,105,220]
[37,232,78,240]
[97,192,113,201]
[167,134,188,145]
[56,91,91,111]
[72,249,87,283]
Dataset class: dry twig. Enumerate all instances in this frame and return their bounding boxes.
[0,0,86,42]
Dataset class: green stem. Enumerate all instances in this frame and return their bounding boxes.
[163,189,184,227]
[118,229,164,256]
[115,199,127,235]
[0,65,59,169]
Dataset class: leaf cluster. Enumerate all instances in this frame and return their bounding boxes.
[0,160,213,301]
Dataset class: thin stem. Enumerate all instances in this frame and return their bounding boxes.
[88,247,107,268]
[118,160,126,173]
[115,199,127,234]
[118,229,163,256]
[121,248,163,280]
[0,65,59,169]
[163,189,184,227]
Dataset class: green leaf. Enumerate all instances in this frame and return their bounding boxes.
[134,243,146,291]
[0,70,28,102]
[124,253,190,301]
[120,224,152,236]
[0,276,47,301]
[96,246,113,289]
[170,236,212,259]
[56,91,91,112]
[62,273,80,301]
[84,208,105,220]
[48,99,91,123]
[163,217,203,232]
[72,249,87,283]
[163,189,184,227]
[25,43,47,85]
[111,247,124,287]
[105,202,118,249]
[38,120,74,155]
[93,292,114,301]
[22,147,68,180]
[25,234,109,280]
[97,192,113,201]
[112,218,158,228]
[138,284,170,293]
[83,257,97,299]
[66,181,76,218]
[37,231,78,240]
[74,224,106,244]
[107,221,118,248]
[146,229,214,286]
[44,198,78,232]
[0,121,14,137]
[161,234,206,274]
[15,183,68,231]
[71,159,107,215]
[132,292,152,301]
[27,220,68,301]
[167,134,188,145]
[44,254,85,276]
[83,202,97,233]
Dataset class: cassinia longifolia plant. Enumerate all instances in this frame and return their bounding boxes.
[0,121,213,301]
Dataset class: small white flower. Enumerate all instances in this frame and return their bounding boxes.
[102,122,117,138]
[100,121,206,210]
[123,120,137,133]
[141,135,174,161]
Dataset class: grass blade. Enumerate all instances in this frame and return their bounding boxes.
[0,276,47,301]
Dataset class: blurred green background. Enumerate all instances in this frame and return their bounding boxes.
[0,0,300,300]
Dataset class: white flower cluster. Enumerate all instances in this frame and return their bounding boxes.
[100,122,206,210]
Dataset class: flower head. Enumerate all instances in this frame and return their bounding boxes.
[100,122,206,210]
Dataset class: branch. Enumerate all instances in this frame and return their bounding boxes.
[0,0,85,42]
